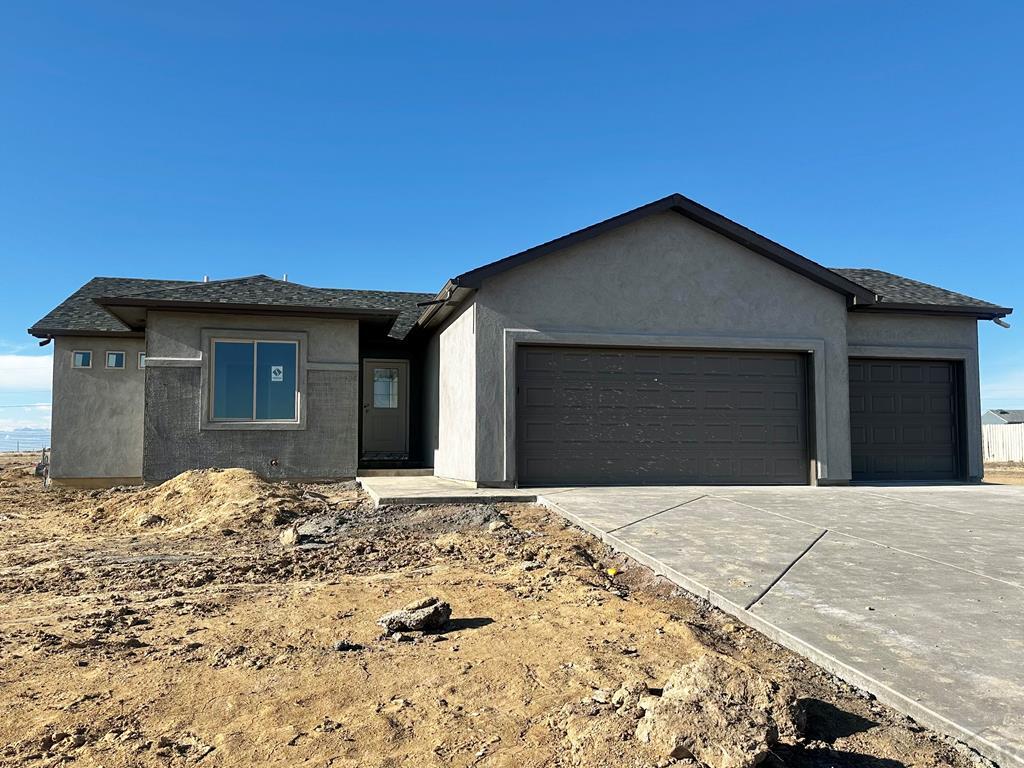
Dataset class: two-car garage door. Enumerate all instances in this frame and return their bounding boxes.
[516,346,810,486]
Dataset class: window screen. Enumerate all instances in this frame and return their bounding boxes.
[106,351,125,369]
[72,351,92,368]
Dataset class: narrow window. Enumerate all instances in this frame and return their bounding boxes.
[106,351,126,369]
[373,367,399,408]
[72,350,92,368]
[138,352,147,369]
[212,339,298,422]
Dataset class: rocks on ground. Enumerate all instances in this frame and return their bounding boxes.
[376,596,452,635]
[635,654,805,768]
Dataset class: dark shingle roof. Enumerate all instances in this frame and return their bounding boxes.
[988,409,1024,423]
[830,268,1006,312]
[28,277,194,336]
[30,275,433,341]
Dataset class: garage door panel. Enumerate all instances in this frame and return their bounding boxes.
[738,424,769,443]
[517,346,809,485]
[849,358,959,482]
[772,391,800,411]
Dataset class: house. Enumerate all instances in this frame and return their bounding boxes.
[29,194,1012,488]
[982,409,1024,425]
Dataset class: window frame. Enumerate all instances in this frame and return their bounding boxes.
[105,350,126,370]
[72,350,93,369]
[200,329,308,431]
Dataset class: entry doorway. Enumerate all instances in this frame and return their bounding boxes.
[361,359,409,458]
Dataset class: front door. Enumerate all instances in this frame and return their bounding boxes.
[362,359,409,458]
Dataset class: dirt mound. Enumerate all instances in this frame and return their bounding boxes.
[106,468,303,532]
[636,653,804,767]
[0,455,41,489]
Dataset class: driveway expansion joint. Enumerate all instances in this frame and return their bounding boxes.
[744,528,829,610]
[603,494,707,535]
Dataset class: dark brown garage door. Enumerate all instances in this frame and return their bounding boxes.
[516,346,810,486]
[849,359,961,482]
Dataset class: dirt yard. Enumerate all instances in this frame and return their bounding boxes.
[984,462,1024,485]
[0,453,991,767]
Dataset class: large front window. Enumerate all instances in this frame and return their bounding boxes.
[212,339,298,422]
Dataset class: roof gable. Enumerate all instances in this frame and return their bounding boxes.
[449,194,878,305]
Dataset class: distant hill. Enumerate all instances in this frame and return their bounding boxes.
[0,429,50,452]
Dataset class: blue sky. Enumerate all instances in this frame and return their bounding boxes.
[2,1,1021,430]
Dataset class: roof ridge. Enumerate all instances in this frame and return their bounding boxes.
[104,274,330,300]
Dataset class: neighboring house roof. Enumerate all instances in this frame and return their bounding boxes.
[986,409,1024,424]
[29,275,433,341]
[831,268,1012,319]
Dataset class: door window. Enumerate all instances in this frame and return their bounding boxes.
[373,368,399,408]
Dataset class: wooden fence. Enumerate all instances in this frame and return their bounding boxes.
[982,423,1024,463]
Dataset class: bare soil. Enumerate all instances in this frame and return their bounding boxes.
[984,463,1024,485]
[0,453,990,767]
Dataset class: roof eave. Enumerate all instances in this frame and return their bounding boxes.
[415,281,476,331]
[850,302,1013,320]
[27,327,143,339]
[96,297,401,322]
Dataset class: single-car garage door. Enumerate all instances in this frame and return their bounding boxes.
[516,346,810,486]
[849,358,961,482]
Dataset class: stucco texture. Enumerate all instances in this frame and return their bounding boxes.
[50,336,146,481]
[460,211,853,485]
[143,311,359,482]
[430,300,477,480]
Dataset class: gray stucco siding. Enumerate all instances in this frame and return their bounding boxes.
[143,311,359,482]
[464,211,853,485]
[846,312,983,479]
[146,310,358,363]
[50,336,146,481]
[429,299,477,480]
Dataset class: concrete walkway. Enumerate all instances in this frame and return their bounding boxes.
[359,476,1024,765]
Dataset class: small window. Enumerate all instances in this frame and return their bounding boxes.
[106,351,126,369]
[72,350,92,368]
[373,367,399,409]
[138,352,147,369]
[211,339,298,422]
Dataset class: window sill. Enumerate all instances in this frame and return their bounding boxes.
[201,421,306,432]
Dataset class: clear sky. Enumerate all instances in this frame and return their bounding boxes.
[2,1,1021,431]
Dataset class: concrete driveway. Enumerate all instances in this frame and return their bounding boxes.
[538,484,1024,766]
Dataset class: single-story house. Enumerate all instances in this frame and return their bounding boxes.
[982,409,1024,425]
[29,194,1012,488]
